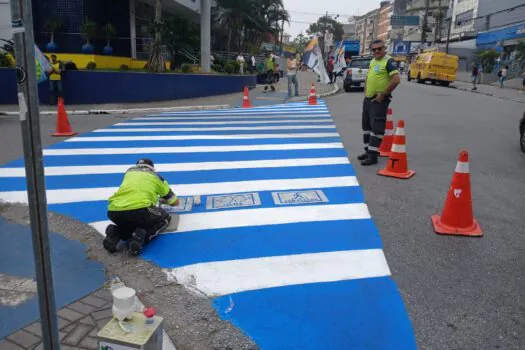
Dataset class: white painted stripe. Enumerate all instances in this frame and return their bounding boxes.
[43,143,345,156]
[118,119,333,126]
[65,133,340,142]
[157,111,329,117]
[91,203,371,236]
[395,127,405,136]
[391,144,406,153]
[158,107,328,115]
[93,125,337,133]
[385,130,394,136]
[0,157,350,177]
[0,176,359,204]
[161,249,390,296]
[137,114,331,120]
[455,161,469,174]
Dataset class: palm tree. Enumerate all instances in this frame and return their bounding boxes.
[147,0,166,73]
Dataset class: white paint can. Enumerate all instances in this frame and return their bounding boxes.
[112,287,136,321]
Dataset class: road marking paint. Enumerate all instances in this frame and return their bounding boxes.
[0,157,350,177]
[162,249,390,296]
[0,176,359,204]
[65,133,341,142]
[118,119,334,126]
[137,114,331,120]
[93,125,337,133]
[42,143,345,156]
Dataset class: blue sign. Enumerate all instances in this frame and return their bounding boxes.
[343,40,360,53]
[477,22,525,46]
[391,15,420,27]
[392,41,411,55]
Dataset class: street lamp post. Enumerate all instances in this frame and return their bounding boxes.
[200,0,211,72]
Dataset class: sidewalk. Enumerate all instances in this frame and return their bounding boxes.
[0,71,336,115]
[452,80,525,104]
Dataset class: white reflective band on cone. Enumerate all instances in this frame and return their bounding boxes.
[395,128,405,136]
[391,144,406,153]
[385,130,394,136]
[455,161,470,174]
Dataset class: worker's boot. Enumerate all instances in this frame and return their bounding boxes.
[357,151,369,161]
[103,224,120,254]
[361,153,378,166]
[129,228,147,256]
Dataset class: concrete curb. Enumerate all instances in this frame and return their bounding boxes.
[0,104,232,117]
[452,85,525,105]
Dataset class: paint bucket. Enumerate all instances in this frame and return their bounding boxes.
[111,287,136,321]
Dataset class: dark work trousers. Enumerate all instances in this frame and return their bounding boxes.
[107,206,170,243]
[362,96,391,156]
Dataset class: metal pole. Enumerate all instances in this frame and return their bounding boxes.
[445,0,455,54]
[200,0,211,72]
[279,19,285,56]
[129,0,137,59]
[421,0,430,44]
[9,0,59,348]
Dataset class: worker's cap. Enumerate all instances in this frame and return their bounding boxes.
[137,158,154,168]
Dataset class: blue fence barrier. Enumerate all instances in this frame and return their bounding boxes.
[0,69,256,105]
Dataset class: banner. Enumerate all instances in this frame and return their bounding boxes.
[34,45,52,84]
[302,36,330,83]
[333,41,346,72]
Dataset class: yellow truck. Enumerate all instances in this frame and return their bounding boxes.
[407,52,458,87]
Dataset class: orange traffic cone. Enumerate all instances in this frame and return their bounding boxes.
[242,86,252,108]
[308,84,317,105]
[432,150,482,237]
[52,97,77,137]
[379,108,395,157]
[377,120,415,179]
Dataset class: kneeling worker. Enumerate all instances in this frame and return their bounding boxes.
[103,159,179,256]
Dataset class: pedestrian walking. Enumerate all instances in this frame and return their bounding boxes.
[263,52,276,92]
[358,39,401,166]
[521,71,525,93]
[471,63,479,91]
[250,54,256,73]
[236,52,245,74]
[327,56,335,84]
[499,65,508,88]
[287,55,299,98]
[47,54,62,105]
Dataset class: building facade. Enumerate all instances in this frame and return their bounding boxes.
[343,17,357,41]
[377,1,394,46]
[355,9,380,55]
[403,0,450,43]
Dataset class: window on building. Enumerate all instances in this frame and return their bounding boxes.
[455,9,473,28]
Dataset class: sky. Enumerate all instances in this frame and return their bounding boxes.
[283,0,385,38]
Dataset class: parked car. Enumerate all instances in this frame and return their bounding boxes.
[344,56,372,92]
[520,112,525,153]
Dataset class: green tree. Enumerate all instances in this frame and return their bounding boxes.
[307,15,344,54]
[515,41,525,62]
[44,18,61,45]
[162,14,200,70]
[292,33,308,53]
[475,49,501,73]
[146,0,166,73]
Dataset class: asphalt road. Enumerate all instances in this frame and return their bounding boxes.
[1,82,524,349]
[328,82,524,350]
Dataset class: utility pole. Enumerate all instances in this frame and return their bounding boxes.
[200,0,211,72]
[9,0,59,348]
[279,19,285,56]
[445,0,455,54]
[421,0,431,44]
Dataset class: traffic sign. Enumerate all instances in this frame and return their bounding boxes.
[391,15,420,27]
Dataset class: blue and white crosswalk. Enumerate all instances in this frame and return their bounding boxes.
[0,100,416,349]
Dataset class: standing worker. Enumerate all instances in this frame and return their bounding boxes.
[263,52,276,92]
[47,54,62,105]
[358,39,401,166]
[103,159,179,256]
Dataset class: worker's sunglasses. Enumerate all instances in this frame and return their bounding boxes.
[371,47,384,52]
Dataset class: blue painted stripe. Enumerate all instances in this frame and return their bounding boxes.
[46,137,342,150]
[126,117,332,123]
[213,278,416,350]
[111,122,335,128]
[46,186,364,227]
[83,128,338,137]
[0,164,356,191]
[155,111,330,117]
[143,219,380,269]
[4,148,348,167]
